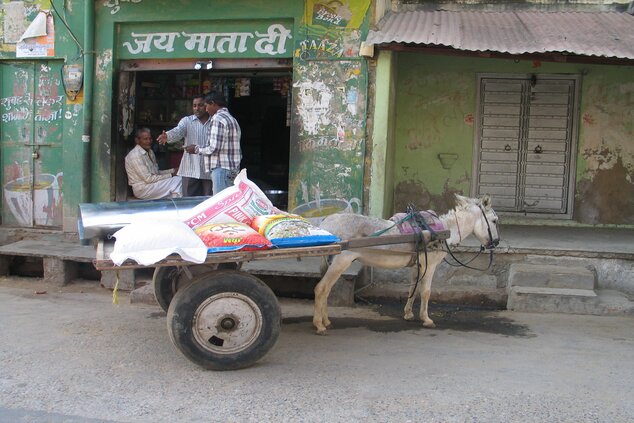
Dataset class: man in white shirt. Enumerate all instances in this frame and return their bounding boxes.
[157,95,212,196]
[125,128,182,200]
[184,92,242,195]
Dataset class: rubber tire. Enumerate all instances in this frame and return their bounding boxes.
[153,266,181,312]
[166,270,281,371]
[153,265,218,312]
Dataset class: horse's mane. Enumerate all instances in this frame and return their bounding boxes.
[438,196,483,223]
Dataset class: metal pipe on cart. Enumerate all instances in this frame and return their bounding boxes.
[77,197,209,244]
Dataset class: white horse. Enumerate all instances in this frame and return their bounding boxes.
[313,194,499,335]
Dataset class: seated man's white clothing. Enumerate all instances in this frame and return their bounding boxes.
[125,128,182,200]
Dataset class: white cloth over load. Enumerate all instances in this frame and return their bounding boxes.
[109,219,207,266]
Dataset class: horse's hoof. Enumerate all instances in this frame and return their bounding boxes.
[315,328,328,336]
[403,312,414,321]
[422,321,436,328]
[324,319,332,328]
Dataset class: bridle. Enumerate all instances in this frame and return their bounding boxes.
[443,204,499,271]
[479,204,500,250]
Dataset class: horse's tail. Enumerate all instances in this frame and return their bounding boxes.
[320,255,332,277]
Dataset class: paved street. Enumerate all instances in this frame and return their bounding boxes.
[0,276,633,423]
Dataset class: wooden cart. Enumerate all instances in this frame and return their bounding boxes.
[94,230,448,371]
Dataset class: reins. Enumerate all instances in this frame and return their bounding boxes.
[442,243,494,271]
[408,204,433,299]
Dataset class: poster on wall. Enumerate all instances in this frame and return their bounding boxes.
[1,0,52,54]
[1,1,28,45]
[305,0,371,30]
[16,11,55,58]
[297,0,367,60]
[288,60,367,218]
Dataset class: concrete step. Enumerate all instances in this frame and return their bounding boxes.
[508,263,595,290]
[507,287,634,316]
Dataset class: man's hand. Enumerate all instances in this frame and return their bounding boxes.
[184,144,197,154]
[157,130,168,145]
[170,168,179,177]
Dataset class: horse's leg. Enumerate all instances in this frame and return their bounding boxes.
[403,266,420,321]
[418,252,445,328]
[313,253,356,335]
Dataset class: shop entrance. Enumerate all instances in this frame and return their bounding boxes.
[116,61,292,209]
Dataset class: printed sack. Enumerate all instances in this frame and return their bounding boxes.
[183,169,280,230]
[251,214,340,248]
[194,222,272,253]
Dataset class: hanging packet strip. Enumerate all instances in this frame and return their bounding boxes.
[251,214,340,248]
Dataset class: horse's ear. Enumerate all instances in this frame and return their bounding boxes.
[481,194,492,209]
[454,194,469,208]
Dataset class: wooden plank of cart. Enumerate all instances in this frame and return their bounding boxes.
[94,229,449,371]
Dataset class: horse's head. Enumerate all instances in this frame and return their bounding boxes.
[455,194,500,249]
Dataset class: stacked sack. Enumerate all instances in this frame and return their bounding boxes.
[109,169,341,265]
[183,170,339,253]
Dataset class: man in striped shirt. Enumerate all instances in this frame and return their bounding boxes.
[157,95,212,196]
[185,91,242,195]
[125,128,182,200]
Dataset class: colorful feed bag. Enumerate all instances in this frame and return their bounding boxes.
[251,214,340,248]
[194,222,272,252]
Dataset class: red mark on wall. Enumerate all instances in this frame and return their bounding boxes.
[532,60,542,68]
[464,113,474,125]
[583,113,595,125]
[407,140,422,150]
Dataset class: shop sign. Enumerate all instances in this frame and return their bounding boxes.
[119,22,293,59]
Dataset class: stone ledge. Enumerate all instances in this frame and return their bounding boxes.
[130,283,158,306]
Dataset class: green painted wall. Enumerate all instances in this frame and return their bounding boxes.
[391,53,634,224]
[92,0,306,204]
[368,49,397,218]
[0,0,86,231]
[94,0,371,224]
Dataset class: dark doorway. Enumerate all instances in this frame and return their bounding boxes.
[118,67,292,209]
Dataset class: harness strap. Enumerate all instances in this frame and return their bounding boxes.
[369,212,416,237]
[406,204,431,298]
[454,213,463,242]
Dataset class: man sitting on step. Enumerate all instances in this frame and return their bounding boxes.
[125,127,182,200]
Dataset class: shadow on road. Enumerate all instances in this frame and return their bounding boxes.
[283,302,534,337]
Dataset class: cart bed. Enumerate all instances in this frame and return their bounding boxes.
[93,230,449,271]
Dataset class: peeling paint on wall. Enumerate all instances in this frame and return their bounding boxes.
[394,173,469,214]
[294,79,333,136]
[580,81,634,174]
[575,155,634,224]
[96,49,113,81]
[289,60,366,214]
[575,75,634,224]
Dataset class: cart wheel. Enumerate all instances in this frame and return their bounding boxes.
[167,270,281,371]
[153,265,217,312]
[153,267,181,312]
